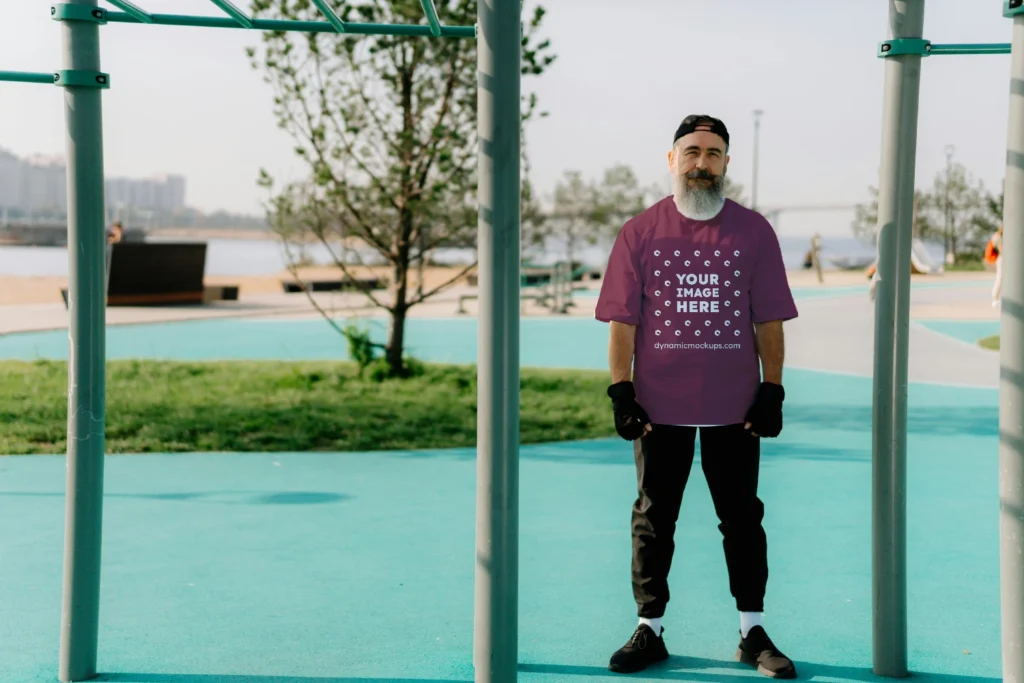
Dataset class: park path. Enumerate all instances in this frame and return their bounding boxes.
[784,282,998,388]
[0,273,1001,390]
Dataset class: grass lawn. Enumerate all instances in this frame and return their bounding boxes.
[946,261,987,272]
[980,334,1000,350]
[0,360,615,455]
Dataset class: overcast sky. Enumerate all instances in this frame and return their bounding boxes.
[0,0,1017,237]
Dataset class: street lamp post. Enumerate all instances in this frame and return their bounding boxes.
[944,144,955,265]
[752,109,764,212]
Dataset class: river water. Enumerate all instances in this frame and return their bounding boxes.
[0,234,897,278]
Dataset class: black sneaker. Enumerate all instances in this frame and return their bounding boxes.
[608,624,669,673]
[735,625,797,679]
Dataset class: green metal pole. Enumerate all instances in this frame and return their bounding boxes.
[473,0,521,680]
[1000,4,1024,681]
[872,0,924,677]
[57,1,108,680]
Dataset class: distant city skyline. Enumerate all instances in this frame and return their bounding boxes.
[2,0,1018,239]
[0,146,187,216]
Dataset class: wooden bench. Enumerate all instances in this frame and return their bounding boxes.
[281,277,386,293]
[59,242,239,308]
[61,283,239,308]
[456,292,554,315]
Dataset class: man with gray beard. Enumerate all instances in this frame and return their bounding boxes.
[595,115,798,677]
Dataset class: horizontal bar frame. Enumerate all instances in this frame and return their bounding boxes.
[420,0,442,37]
[311,0,347,33]
[0,70,56,84]
[929,42,1011,55]
[105,0,152,23]
[207,0,253,29]
[103,10,475,37]
[879,38,1012,57]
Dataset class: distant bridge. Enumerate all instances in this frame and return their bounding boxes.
[758,203,860,214]
[757,203,861,233]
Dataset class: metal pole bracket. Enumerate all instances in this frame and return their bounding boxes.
[54,70,111,89]
[1006,0,1024,18]
[51,3,108,24]
[878,38,931,58]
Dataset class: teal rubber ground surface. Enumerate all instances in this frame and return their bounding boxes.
[0,367,1000,682]
[0,311,1003,682]
[572,284,874,299]
[4,313,999,367]
[918,319,1000,345]
[0,317,618,366]
[574,281,989,300]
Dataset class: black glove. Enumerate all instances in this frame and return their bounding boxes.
[744,382,785,438]
[607,381,651,441]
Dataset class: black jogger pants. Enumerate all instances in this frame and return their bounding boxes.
[631,423,767,617]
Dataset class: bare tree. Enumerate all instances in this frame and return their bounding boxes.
[249,0,555,376]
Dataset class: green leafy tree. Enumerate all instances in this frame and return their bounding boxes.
[723,176,747,206]
[976,189,1005,241]
[591,164,668,249]
[985,188,1005,225]
[851,162,999,262]
[539,165,744,262]
[849,186,879,245]
[519,129,550,263]
[548,170,599,267]
[591,163,657,230]
[537,164,657,265]
[917,162,991,260]
[249,0,555,377]
[851,185,934,246]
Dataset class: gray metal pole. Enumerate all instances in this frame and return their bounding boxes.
[473,0,521,681]
[1000,11,1024,683]
[871,0,925,676]
[58,1,108,680]
[752,109,763,211]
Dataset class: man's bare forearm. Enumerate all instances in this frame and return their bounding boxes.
[754,320,784,385]
[609,321,636,383]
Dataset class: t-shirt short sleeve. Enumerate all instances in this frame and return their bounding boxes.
[595,224,643,325]
[749,220,798,324]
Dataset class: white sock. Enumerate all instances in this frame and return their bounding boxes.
[740,612,762,638]
[638,616,662,636]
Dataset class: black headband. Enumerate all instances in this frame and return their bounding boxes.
[673,115,730,147]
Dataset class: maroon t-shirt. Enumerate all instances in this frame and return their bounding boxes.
[595,196,798,426]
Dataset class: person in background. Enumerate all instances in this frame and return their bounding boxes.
[106,220,124,245]
[105,221,123,296]
[990,225,1003,308]
[595,114,798,678]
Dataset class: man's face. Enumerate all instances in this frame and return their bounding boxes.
[667,130,730,217]
[667,130,729,182]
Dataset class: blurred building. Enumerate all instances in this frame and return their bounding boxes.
[105,174,186,212]
[0,147,186,215]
